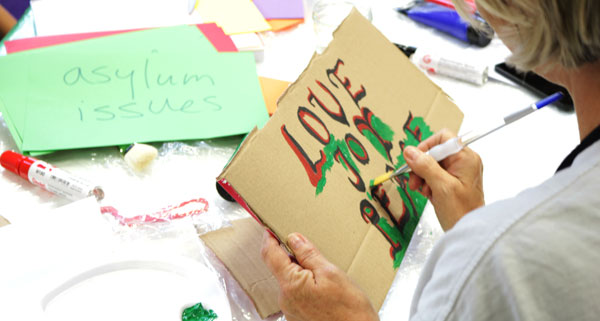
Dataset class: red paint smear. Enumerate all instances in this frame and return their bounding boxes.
[101,197,209,227]
[217,179,278,240]
[5,23,237,54]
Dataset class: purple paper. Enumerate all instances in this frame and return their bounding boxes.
[253,0,304,19]
[0,0,30,20]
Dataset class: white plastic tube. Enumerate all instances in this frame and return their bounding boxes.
[411,49,488,85]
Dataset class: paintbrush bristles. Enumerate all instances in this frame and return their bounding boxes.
[371,172,393,187]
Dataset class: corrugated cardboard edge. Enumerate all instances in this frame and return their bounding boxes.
[0,215,9,227]
[274,50,319,109]
[216,178,286,249]
[201,218,280,319]
[218,127,259,180]
[218,129,292,252]
[217,179,263,225]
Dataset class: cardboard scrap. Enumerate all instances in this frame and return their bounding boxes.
[201,218,280,318]
[218,10,463,311]
[0,215,9,228]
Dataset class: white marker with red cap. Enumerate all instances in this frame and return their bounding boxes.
[0,151,104,201]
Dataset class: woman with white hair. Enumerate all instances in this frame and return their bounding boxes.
[261,1,600,320]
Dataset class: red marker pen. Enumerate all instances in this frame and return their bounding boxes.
[0,150,104,201]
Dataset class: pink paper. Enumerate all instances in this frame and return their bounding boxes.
[195,23,238,52]
[5,23,237,54]
[253,0,304,19]
[5,30,134,53]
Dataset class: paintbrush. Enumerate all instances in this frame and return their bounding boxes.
[370,92,564,187]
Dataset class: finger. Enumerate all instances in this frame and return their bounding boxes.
[421,184,432,198]
[414,181,431,198]
[441,146,482,181]
[282,313,302,321]
[287,233,331,271]
[417,129,457,153]
[261,230,295,283]
[408,172,423,191]
[404,146,455,188]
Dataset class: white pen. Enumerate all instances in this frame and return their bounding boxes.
[371,92,565,186]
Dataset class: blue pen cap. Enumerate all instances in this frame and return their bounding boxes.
[534,92,564,109]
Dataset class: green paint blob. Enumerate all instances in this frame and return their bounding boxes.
[360,113,395,161]
[376,217,405,269]
[337,154,349,170]
[315,134,361,195]
[397,185,421,237]
[348,139,366,159]
[371,114,395,142]
[393,253,404,269]
[182,302,218,321]
[362,130,389,161]
[388,116,433,268]
[395,117,434,169]
[310,114,434,269]
[366,180,374,200]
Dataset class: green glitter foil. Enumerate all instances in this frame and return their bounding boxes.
[181,302,218,321]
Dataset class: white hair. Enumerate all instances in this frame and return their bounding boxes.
[454,0,600,70]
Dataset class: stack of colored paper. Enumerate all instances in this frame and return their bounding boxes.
[0,25,269,155]
[196,0,305,34]
[29,0,305,37]
[253,0,305,31]
[29,0,204,36]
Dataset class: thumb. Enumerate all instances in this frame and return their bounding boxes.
[287,233,330,270]
[404,146,454,187]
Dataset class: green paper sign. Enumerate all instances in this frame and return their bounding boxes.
[0,25,268,153]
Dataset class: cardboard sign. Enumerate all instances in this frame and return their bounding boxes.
[218,9,462,309]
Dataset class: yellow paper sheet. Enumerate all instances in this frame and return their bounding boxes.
[197,0,271,35]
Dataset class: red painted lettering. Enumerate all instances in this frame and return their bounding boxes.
[281,125,327,187]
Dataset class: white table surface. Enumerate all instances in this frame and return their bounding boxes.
[0,1,580,320]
